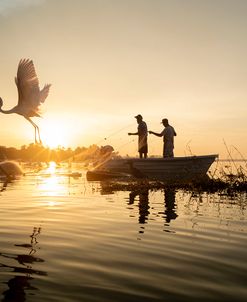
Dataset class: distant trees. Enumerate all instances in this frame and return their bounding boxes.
[0,144,115,163]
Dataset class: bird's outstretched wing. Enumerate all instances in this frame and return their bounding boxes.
[15,59,51,110]
[40,83,51,103]
[15,59,39,107]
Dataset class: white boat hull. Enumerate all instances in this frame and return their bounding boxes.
[92,154,218,182]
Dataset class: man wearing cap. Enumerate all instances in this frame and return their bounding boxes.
[149,118,177,158]
[128,114,148,158]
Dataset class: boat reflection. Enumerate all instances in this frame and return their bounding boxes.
[0,179,9,192]
[0,226,47,301]
[0,176,20,193]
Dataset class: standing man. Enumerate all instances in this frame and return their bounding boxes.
[128,114,148,158]
[149,118,177,158]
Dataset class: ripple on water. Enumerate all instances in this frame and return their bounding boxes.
[0,165,247,301]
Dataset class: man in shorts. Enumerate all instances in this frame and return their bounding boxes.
[128,114,148,158]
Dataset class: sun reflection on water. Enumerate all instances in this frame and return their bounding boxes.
[47,200,57,207]
[46,161,57,174]
[36,162,68,199]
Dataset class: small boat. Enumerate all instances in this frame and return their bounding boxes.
[0,161,23,178]
[86,154,218,182]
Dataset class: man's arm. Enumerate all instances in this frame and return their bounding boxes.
[128,132,138,136]
[148,130,163,137]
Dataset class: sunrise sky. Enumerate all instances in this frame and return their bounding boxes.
[0,0,246,158]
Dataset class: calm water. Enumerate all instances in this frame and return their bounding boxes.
[0,163,247,302]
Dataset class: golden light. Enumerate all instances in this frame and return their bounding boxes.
[36,176,67,206]
[46,161,57,174]
[35,162,68,201]
[37,112,95,149]
[40,118,69,149]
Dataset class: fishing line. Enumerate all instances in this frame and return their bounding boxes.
[61,123,136,163]
[111,122,164,157]
[113,138,136,154]
[96,122,136,145]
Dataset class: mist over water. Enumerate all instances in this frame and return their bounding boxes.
[0,163,246,301]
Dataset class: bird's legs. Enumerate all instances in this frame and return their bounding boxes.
[25,117,42,144]
[36,124,42,144]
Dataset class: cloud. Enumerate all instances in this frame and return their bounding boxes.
[0,0,45,16]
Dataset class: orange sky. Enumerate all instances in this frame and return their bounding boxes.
[0,0,247,158]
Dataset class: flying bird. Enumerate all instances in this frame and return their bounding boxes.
[0,59,51,144]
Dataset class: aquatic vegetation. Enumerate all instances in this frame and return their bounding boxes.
[98,169,247,196]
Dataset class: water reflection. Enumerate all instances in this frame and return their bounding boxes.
[129,189,150,224]
[0,179,9,192]
[127,188,178,233]
[0,227,47,301]
[163,189,178,223]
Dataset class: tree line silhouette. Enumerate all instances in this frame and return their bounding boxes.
[0,144,112,163]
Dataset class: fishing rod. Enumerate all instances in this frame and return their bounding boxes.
[114,135,162,157]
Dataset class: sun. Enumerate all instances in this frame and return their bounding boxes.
[40,118,69,149]
[37,113,91,149]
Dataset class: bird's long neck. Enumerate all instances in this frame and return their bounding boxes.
[0,106,17,114]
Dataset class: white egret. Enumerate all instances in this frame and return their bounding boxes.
[0,59,51,144]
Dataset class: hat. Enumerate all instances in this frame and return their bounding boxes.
[135,114,142,119]
[161,118,168,124]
